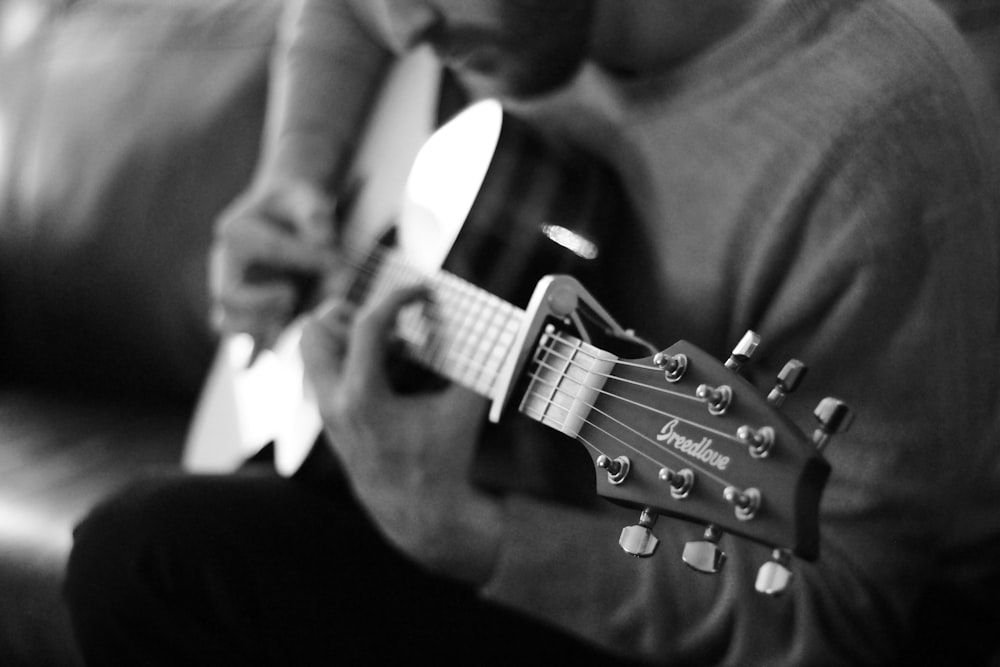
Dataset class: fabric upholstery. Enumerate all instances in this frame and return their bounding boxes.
[0,0,277,401]
[0,1,280,664]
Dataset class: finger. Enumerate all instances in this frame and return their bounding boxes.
[301,299,357,382]
[347,286,431,393]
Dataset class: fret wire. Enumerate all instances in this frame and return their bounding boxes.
[439,273,482,379]
[476,297,518,390]
[452,277,485,384]
[458,289,497,389]
[340,247,532,395]
[381,263,520,391]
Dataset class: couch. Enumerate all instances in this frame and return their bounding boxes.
[0,0,279,663]
[0,1,997,665]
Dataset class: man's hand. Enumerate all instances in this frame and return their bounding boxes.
[210,180,338,350]
[300,288,504,586]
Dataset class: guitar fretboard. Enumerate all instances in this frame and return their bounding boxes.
[365,249,526,398]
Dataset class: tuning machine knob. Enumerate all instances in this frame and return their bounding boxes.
[620,508,659,558]
[756,549,793,596]
[682,525,727,574]
[812,397,853,451]
[767,360,807,407]
[725,330,760,374]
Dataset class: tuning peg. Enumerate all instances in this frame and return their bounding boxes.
[619,509,659,558]
[596,454,631,485]
[653,350,688,383]
[767,360,807,407]
[737,425,775,458]
[756,549,793,596]
[659,466,695,499]
[723,486,761,521]
[812,397,853,451]
[696,383,733,415]
[682,525,727,574]
[724,330,761,373]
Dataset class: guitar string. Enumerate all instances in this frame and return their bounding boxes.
[528,334,751,446]
[329,251,755,455]
[521,370,738,490]
[302,242,756,469]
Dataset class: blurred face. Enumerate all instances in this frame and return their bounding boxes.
[383,0,595,98]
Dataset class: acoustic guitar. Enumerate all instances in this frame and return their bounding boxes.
[184,47,849,595]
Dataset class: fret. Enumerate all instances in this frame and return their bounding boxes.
[471,296,514,390]
[451,277,486,386]
[373,249,524,399]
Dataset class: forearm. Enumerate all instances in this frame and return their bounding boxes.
[255,0,392,189]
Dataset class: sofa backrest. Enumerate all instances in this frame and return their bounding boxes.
[0,0,281,402]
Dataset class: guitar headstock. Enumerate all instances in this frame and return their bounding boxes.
[522,328,851,595]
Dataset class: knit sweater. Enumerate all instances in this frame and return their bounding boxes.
[273,0,1000,663]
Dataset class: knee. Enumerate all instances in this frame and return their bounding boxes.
[66,479,155,607]
[64,475,199,626]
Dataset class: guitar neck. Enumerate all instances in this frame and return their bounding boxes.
[368,249,526,398]
[367,249,617,441]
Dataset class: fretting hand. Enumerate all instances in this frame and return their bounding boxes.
[300,287,504,585]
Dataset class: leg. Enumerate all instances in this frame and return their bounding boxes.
[65,469,628,665]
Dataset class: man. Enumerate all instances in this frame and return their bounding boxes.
[66,0,1000,664]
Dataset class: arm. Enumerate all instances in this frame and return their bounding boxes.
[299,69,1000,666]
[478,97,1000,663]
[254,0,393,189]
[210,0,393,346]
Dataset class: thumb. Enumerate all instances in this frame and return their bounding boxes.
[346,285,431,392]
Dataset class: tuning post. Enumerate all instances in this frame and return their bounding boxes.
[658,467,695,499]
[682,525,727,574]
[724,330,761,374]
[737,425,775,458]
[696,383,733,415]
[619,508,659,558]
[596,454,631,485]
[723,486,761,520]
[756,549,794,596]
[767,359,807,407]
[812,397,853,452]
[653,351,688,383]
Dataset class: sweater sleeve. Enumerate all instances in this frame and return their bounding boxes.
[255,0,392,189]
[479,32,1000,667]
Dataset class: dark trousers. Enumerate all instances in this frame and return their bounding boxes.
[64,463,632,666]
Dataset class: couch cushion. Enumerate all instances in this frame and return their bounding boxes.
[0,0,280,401]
